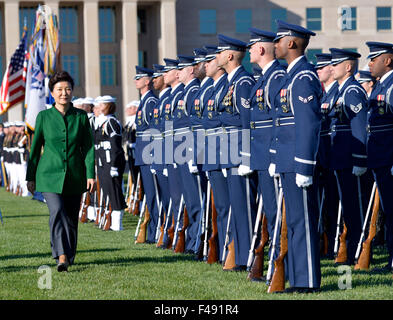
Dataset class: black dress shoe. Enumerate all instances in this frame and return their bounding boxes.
[57,262,68,272]
[223,265,247,272]
[372,264,393,274]
[283,287,320,294]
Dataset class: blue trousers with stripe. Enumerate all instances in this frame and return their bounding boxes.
[280,172,321,289]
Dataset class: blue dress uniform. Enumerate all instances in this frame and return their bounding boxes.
[201,47,231,260]
[314,53,340,258]
[172,55,208,253]
[328,48,368,264]
[247,28,285,257]
[134,66,160,243]
[161,58,185,248]
[215,34,258,269]
[272,20,322,290]
[150,64,172,240]
[365,42,393,270]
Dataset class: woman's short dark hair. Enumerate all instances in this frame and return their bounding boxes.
[48,70,75,92]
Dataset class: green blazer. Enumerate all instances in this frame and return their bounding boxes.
[26,105,95,195]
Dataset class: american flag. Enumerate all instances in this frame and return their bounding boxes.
[0,30,28,115]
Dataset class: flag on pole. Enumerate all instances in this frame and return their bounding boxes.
[0,28,28,115]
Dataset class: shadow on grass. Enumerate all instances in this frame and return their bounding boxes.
[1,214,49,219]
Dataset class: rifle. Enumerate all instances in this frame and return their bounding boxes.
[333,200,343,257]
[335,223,348,264]
[247,214,269,281]
[103,200,112,231]
[247,194,264,272]
[125,173,136,213]
[79,192,87,222]
[174,206,189,254]
[207,189,219,264]
[124,169,131,204]
[134,195,147,243]
[202,182,211,261]
[157,198,172,248]
[152,173,163,242]
[132,172,142,216]
[266,185,284,283]
[221,207,234,268]
[355,184,379,270]
[172,195,185,250]
[268,198,287,293]
[80,192,91,223]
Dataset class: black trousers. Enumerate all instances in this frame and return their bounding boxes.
[42,193,82,265]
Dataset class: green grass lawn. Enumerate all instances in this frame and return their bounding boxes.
[0,187,392,301]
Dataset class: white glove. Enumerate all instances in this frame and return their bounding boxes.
[238,164,253,176]
[163,168,168,177]
[150,168,156,175]
[110,167,119,177]
[268,163,276,177]
[296,173,313,188]
[352,166,367,177]
[222,168,227,178]
[188,160,198,174]
[173,163,177,169]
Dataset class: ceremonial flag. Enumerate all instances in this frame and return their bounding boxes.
[0,28,28,115]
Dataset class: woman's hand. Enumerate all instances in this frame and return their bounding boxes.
[86,179,96,193]
[27,181,36,194]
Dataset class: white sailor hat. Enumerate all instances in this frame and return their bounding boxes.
[126,100,140,108]
[83,97,95,105]
[72,98,83,106]
[95,95,116,104]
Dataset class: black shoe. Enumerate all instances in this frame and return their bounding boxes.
[223,265,247,272]
[250,276,266,282]
[57,262,68,272]
[372,264,392,274]
[283,287,320,294]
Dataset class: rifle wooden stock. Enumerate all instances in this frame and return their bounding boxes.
[132,176,143,216]
[135,205,150,243]
[335,223,347,264]
[247,214,268,281]
[80,192,91,223]
[355,188,380,270]
[103,203,112,231]
[156,212,166,247]
[174,207,189,253]
[223,239,236,270]
[268,199,287,293]
[166,214,175,249]
[207,191,218,264]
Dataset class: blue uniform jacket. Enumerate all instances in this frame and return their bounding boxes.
[328,75,368,170]
[366,71,393,168]
[273,56,323,176]
[249,60,286,171]
[216,65,255,168]
[135,90,158,166]
[318,81,339,169]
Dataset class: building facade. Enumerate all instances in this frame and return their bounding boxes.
[1,0,392,124]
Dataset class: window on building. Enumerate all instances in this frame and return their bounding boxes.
[341,6,356,31]
[306,48,322,65]
[62,55,80,86]
[200,9,216,34]
[19,6,37,39]
[235,9,252,33]
[306,8,322,31]
[99,7,116,42]
[59,7,78,42]
[271,8,287,32]
[100,54,117,86]
[137,9,147,34]
[377,7,391,30]
[138,50,147,68]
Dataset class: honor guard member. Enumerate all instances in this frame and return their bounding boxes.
[81,97,96,129]
[314,53,340,258]
[273,20,322,292]
[160,58,184,249]
[247,28,286,264]
[201,46,231,261]
[174,54,208,254]
[357,70,376,97]
[365,41,393,272]
[150,63,172,242]
[215,34,258,271]
[16,121,29,196]
[123,100,139,188]
[95,95,127,231]
[134,66,160,243]
[329,48,369,265]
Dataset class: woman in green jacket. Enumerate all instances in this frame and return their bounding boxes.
[26,71,95,272]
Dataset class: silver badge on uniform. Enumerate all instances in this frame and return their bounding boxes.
[350,103,362,113]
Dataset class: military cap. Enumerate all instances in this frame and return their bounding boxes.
[274,20,316,42]
[193,48,208,63]
[163,58,179,71]
[177,55,196,69]
[204,45,218,61]
[152,64,165,78]
[247,28,276,47]
[366,42,393,59]
[82,97,95,105]
[126,100,140,108]
[329,48,361,65]
[216,34,247,53]
[95,95,116,104]
[3,122,9,128]
[15,121,25,127]
[72,98,83,106]
[134,66,154,80]
[357,70,376,84]
[314,53,332,69]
